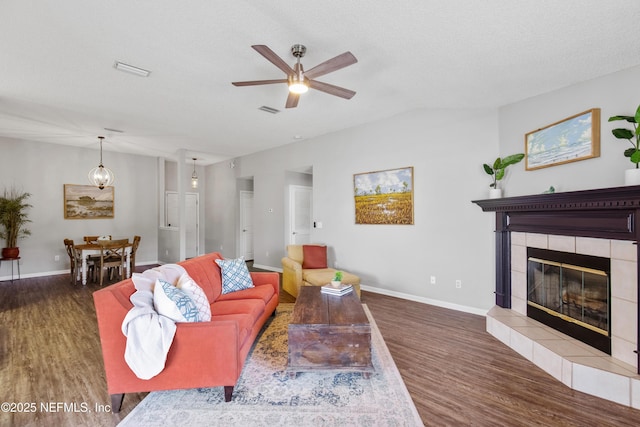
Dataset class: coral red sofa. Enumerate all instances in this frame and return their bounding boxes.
[93,252,279,412]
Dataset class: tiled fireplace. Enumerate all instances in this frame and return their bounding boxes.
[474,186,640,409]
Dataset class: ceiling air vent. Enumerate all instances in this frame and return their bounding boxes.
[258,106,280,114]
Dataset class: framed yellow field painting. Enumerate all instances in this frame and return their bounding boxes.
[353,166,414,225]
[525,108,600,170]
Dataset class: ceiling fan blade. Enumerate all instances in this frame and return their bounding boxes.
[285,92,299,108]
[309,80,356,99]
[251,45,295,76]
[232,79,287,86]
[304,52,357,79]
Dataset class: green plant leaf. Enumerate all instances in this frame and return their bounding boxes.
[500,153,525,167]
[613,128,634,140]
[624,147,637,158]
[492,158,501,169]
[608,115,636,123]
[483,164,494,175]
[635,105,640,123]
[631,149,640,164]
[495,169,505,181]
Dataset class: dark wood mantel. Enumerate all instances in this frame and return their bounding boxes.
[473,184,640,241]
[473,185,640,372]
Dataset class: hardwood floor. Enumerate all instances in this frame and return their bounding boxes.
[1,269,639,426]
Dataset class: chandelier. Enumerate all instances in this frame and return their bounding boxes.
[88,136,114,190]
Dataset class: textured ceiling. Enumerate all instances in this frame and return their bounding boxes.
[1,0,639,164]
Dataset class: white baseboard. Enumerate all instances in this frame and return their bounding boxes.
[0,261,160,282]
[251,264,283,273]
[360,284,489,317]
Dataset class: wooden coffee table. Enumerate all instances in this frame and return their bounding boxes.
[287,286,373,377]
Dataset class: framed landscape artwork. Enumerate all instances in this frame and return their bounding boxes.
[64,184,114,219]
[525,108,600,170]
[353,166,414,225]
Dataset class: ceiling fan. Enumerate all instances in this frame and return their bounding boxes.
[232,44,357,108]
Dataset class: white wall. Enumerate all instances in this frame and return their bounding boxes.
[500,64,640,195]
[208,107,499,311]
[0,137,159,278]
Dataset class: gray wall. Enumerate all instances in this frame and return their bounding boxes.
[207,108,499,312]
[0,137,159,277]
[500,64,640,195]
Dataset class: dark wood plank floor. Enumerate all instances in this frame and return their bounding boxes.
[1,268,639,426]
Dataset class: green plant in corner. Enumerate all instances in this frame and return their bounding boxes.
[333,271,343,282]
[0,188,32,250]
[483,153,525,188]
[608,104,640,168]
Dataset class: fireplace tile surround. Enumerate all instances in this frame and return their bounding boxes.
[474,186,640,409]
[487,232,639,408]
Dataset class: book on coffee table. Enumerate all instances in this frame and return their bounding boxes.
[321,283,353,296]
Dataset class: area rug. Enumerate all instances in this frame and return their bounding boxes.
[119,304,423,426]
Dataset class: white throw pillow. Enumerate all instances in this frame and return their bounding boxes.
[176,272,211,321]
[153,279,199,323]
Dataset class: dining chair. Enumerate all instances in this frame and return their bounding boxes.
[129,235,141,274]
[64,239,95,285]
[83,236,101,244]
[96,238,129,287]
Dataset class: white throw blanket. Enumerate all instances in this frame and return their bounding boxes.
[120,264,187,380]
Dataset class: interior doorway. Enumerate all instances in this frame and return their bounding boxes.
[239,190,254,260]
[165,191,199,258]
[288,185,312,245]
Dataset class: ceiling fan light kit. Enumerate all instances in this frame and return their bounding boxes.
[232,44,357,108]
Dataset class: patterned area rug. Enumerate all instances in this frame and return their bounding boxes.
[119,304,423,426]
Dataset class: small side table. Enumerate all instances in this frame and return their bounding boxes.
[0,257,21,282]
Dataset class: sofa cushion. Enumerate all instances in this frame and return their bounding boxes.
[215,257,254,294]
[176,272,211,322]
[179,253,225,303]
[153,279,200,323]
[215,283,275,304]
[211,299,265,324]
[302,245,327,269]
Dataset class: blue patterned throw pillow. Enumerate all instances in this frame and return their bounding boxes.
[215,257,254,294]
[153,279,200,322]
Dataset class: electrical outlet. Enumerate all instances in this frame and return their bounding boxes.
[54,255,60,262]
[430,275,436,284]
[455,280,462,288]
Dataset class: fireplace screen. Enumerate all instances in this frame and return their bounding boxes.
[527,249,610,347]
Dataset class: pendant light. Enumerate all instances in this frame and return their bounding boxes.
[88,136,114,190]
[191,158,198,189]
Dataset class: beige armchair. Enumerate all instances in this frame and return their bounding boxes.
[282,244,361,298]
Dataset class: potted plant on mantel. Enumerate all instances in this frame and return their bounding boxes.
[608,104,640,185]
[0,188,32,259]
[482,153,525,198]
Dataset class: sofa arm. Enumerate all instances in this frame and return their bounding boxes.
[249,271,280,297]
[281,257,302,297]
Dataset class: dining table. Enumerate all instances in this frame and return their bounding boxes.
[75,240,133,285]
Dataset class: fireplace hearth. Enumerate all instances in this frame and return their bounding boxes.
[526,247,610,354]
